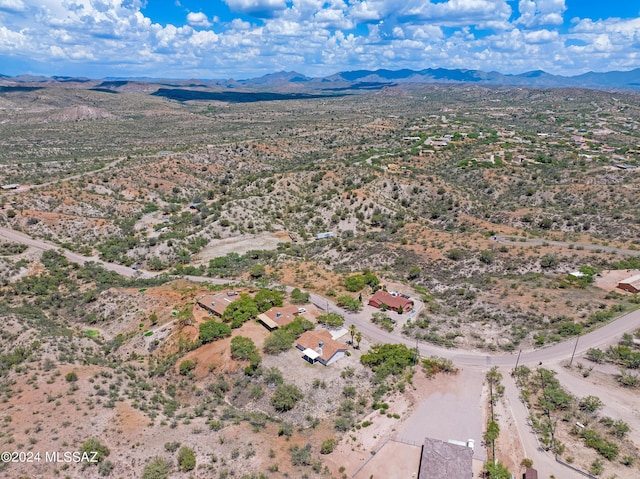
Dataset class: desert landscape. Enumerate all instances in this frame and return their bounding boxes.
[1,73,640,479]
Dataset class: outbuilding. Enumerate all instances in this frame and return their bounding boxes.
[618,274,640,293]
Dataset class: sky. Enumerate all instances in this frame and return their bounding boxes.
[0,0,639,79]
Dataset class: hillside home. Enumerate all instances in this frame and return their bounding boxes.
[257,305,300,330]
[368,290,413,313]
[296,329,347,366]
[197,292,240,317]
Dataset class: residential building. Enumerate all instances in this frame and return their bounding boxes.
[296,329,347,366]
[257,305,300,330]
[368,290,413,312]
[197,292,240,317]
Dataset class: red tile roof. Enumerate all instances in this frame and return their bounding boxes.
[368,290,413,311]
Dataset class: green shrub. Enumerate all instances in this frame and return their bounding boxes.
[199,320,231,343]
[271,384,303,412]
[263,330,295,354]
[79,437,110,464]
[178,360,195,375]
[177,446,196,471]
[320,438,336,454]
[141,457,171,479]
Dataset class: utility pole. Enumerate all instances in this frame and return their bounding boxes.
[489,378,496,464]
[513,349,522,378]
[539,367,555,453]
[569,335,580,367]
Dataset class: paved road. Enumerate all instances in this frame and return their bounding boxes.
[3,226,640,478]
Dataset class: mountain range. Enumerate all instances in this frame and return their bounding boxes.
[2,67,640,93]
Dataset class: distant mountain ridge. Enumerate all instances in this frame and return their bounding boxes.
[318,67,640,90]
[1,67,640,92]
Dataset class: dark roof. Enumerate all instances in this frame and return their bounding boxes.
[197,292,239,316]
[418,438,473,479]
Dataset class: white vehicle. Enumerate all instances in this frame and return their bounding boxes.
[298,307,307,313]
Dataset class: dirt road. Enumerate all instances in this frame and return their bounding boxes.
[495,235,640,257]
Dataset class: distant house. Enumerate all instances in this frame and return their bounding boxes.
[257,305,300,331]
[296,329,347,366]
[197,292,240,317]
[618,274,640,294]
[368,290,413,312]
[315,232,334,240]
[418,437,473,479]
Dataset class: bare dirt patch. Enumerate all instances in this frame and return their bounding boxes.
[595,269,640,292]
[195,232,290,264]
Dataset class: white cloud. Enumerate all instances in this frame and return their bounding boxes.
[516,0,566,27]
[400,0,512,26]
[523,29,558,43]
[0,0,26,13]
[223,0,287,17]
[350,0,388,22]
[187,12,212,28]
[0,0,637,78]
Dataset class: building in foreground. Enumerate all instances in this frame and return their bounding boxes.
[418,437,473,479]
[296,329,347,366]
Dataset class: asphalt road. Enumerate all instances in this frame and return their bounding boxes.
[2,225,639,478]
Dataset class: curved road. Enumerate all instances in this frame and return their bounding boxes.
[4,222,637,369]
[2,225,639,478]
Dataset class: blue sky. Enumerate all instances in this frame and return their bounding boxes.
[0,0,638,79]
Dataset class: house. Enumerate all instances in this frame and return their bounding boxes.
[523,467,538,479]
[197,292,240,317]
[618,274,640,293]
[296,329,347,366]
[368,290,413,313]
[418,437,473,479]
[257,305,300,331]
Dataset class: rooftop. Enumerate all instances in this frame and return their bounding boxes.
[418,437,473,479]
[297,329,347,363]
[369,290,413,311]
[197,292,240,316]
[258,305,299,329]
[619,274,640,287]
